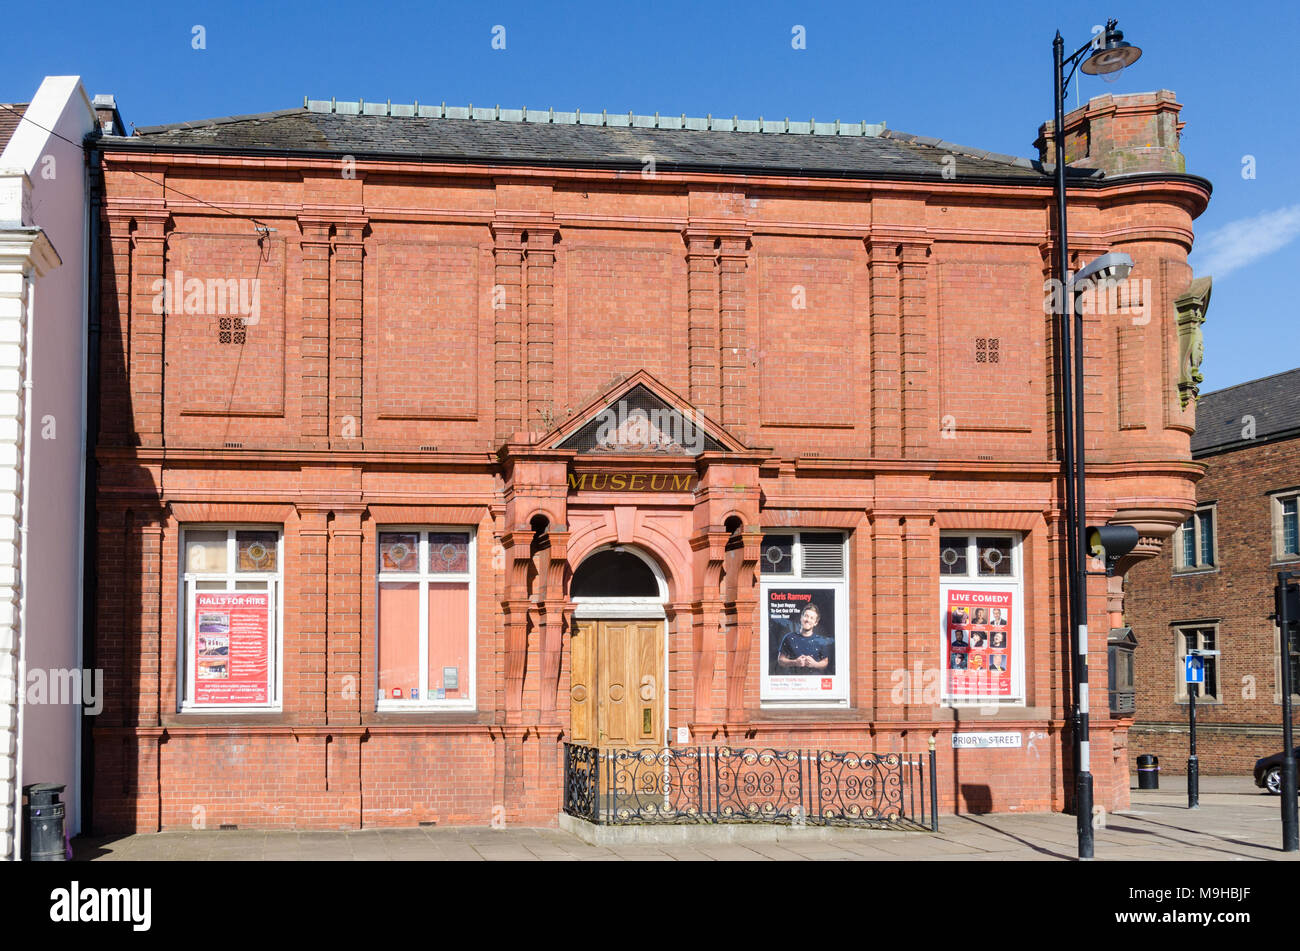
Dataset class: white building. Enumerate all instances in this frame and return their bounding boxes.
[0,76,111,859]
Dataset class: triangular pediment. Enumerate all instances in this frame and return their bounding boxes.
[547,372,745,456]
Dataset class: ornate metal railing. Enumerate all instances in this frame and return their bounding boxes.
[563,744,938,830]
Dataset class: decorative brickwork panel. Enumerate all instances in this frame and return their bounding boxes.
[936,261,1043,437]
[166,234,286,417]
[758,254,856,428]
[566,246,679,402]
[1116,325,1146,430]
[375,242,479,420]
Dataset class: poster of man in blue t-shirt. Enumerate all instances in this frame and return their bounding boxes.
[770,590,835,676]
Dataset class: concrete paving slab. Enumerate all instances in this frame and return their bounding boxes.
[73,779,1300,861]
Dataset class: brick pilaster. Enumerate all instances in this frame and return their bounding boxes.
[299,218,332,446]
[729,529,762,718]
[99,213,133,444]
[501,527,533,722]
[135,511,166,726]
[899,241,932,455]
[326,507,364,725]
[868,240,902,457]
[525,229,557,431]
[329,222,365,448]
[903,515,937,720]
[718,236,750,439]
[691,530,727,724]
[130,212,169,447]
[872,515,905,718]
[94,508,129,725]
[295,507,330,724]
[685,232,721,420]
[537,528,569,723]
[493,225,525,442]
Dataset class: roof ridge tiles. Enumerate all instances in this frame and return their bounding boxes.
[302,98,889,137]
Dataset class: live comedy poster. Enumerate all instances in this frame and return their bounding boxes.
[944,589,1013,698]
[764,587,841,700]
[194,591,270,704]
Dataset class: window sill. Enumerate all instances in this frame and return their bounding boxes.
[1174,698,1222,706]
[366,710,488,726]
[1173,567,1218,577]
[167,711,286,726]
[753,704,856,719]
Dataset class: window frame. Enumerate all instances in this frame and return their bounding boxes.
[937,532,1026,707]
[375,524,477,712]
[178,524,285,714]
[1173,504,1217,573]
[1270,489,1300,564]
[1274,618,1300,706]
[758,530,850,708]
[1174,622,1221,704]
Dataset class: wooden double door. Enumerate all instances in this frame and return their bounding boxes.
[570,618,664,749]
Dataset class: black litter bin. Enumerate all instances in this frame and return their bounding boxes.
[1137,754,1159,790]
[22,783,67,861]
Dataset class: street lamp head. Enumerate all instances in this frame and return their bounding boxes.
[1074,251,1134,286]
[1080,20,1142,75]
[1088,524,1140,576]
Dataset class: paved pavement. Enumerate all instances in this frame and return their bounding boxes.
[72,776,1300,861]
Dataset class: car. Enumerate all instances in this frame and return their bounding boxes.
[1253,748,1300,794]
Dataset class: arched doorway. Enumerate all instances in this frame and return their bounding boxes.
[569,545,667,750]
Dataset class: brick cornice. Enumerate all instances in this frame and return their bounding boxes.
[366,504,489,524]
[933,510,1042,531]
[760,509,865,529]
[171,502,296,523]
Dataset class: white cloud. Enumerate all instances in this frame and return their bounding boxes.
[1190,203,1300,279]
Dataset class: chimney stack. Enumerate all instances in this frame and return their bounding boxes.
[1035,89,1185,176]
[92,93,125,136]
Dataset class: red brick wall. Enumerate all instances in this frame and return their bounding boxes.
[90,133,1209,831]
[1127,435,1300,775]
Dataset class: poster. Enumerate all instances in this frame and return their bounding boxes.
[194,591,270,705]
[764,587,841,699]
[944,589,1013,698]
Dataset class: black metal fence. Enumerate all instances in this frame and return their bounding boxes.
[563,744,938,830]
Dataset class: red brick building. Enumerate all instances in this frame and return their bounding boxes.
[88,90,1211,831]
[1126,369,1300,777]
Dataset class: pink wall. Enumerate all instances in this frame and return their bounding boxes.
[1,76,95,836]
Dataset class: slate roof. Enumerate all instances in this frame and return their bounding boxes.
[100,103,1087,184]
[1192,368,1300,456]
[0,104,28,154]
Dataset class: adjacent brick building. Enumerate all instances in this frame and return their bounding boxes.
[87,90,1212,831]
[1127,368,1300,775]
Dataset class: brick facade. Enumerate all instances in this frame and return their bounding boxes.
[90,93,1211,831]
[1127,409,1300,775]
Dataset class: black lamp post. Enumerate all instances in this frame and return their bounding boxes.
[1051,18,1142,860]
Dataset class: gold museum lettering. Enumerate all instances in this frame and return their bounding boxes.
[567,472,696,492]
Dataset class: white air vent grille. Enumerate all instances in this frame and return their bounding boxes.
[800,533,845,578]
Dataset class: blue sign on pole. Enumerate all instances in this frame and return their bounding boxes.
[1185,655,1205,683]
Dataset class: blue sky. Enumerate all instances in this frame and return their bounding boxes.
[9,0,1298,392]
